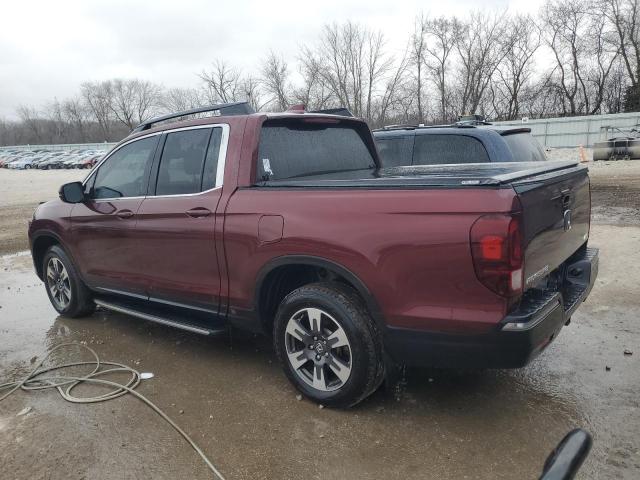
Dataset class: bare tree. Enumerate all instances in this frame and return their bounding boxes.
[300,22,399,122]
[295,46,335,109]
[81,81,114,140]
[600,0,639,109]
[410,13,429,122]
[423,16,457,122]
[199,60,244,104]
[601,0,640,88]
[161,87,202,112]
[491,15,541,120]
[541,0,592,114]
[16,105,42,143]
[108,79,162,129]
[585,12,621,114]
[455,11,510,116]
[45,99,69,142]
[62,97,89,142]
[261,51,291,110]
[241,75,270,111]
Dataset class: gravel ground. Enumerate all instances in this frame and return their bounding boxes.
[0,161,639,479]
[0,169,86,255]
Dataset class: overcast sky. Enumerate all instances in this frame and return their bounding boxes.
[0,0,545,119]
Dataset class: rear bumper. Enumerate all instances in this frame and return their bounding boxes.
[384,247,599,369]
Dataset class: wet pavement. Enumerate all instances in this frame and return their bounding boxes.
[1,224,639,480]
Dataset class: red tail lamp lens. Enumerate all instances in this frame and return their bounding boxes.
[470,214,524,298]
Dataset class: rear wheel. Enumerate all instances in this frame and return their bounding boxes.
[43,245,95,317]
[274,282,383,408]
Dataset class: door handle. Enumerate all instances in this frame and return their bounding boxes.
[116,209,134,219]
[185,207,211,218]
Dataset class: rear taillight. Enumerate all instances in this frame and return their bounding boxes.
[470,214,523,299]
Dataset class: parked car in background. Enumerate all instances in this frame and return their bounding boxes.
[0,148,108,169]
[7,155,38,169]
[30,103,598,408]
[80,153,103,169]
[38,155,69,169]
[4,152,38,169]
[373,124,548,167]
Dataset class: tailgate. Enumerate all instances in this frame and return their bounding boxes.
[513,165,591,290]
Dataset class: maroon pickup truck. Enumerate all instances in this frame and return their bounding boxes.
[28,103,598,407]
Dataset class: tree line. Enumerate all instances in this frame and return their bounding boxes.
[1,0,638,146]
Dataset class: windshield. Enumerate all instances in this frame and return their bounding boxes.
[257,120,376,181]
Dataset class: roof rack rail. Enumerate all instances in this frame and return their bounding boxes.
[131,102,255,133]
[373,124,419,131]
[308,107,354,117]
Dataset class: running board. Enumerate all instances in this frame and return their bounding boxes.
[94,298,227,336]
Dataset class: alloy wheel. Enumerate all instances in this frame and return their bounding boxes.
[284,307,352,392]
[46,257,72,310]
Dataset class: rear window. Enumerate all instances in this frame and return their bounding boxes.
[412,134,489,165]
[375,135,414,167]
[502,133,547,162]
[257,120,376,181]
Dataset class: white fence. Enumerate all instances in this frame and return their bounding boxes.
[494,112,640,148]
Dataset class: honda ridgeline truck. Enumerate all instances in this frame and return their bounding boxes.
[28,103,599,407]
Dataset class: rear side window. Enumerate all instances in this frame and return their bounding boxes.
[502,133,547,162]
[91,136,158,199]
[375,135,414,167]
[257,120,376,181]
[156,129,211,195]
[412,134,489,165]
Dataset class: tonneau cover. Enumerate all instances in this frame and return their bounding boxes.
[257,161,584,188]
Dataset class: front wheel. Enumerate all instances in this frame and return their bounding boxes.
[43,245,95,317]
[274,282,383,408]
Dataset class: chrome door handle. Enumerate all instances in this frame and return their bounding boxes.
[116,209,134,219]
[185,207,211,218]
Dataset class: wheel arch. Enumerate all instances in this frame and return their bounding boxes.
[254,255,384,334]
[31,231,79,282]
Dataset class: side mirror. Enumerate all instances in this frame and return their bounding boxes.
[540,429,592,480]
[59,181,85,203]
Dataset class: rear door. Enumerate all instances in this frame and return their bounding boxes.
[135,125,228,312]
[73,135,160,295]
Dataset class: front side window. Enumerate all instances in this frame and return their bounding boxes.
[412,134,489,165]
[257,120,376,181]
[91,136,158,199]
[155,129,212,195]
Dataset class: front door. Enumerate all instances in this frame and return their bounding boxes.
[135,125,227,312]
[72,134,159,296]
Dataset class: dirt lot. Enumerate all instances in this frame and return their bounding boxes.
[0,162,639,479]
[0,169,85,255]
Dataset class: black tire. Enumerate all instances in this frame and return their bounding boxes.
[43,245,95,318]
[273,282,384,408]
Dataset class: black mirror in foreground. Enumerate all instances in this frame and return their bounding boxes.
[59,181,85,203]
[540,429,592,480]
